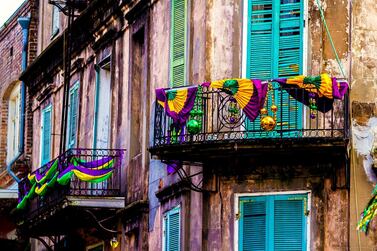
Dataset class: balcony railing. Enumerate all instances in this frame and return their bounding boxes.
[18,148,125,220]
[152,85,349,150]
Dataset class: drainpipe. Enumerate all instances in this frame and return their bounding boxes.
[6,17,30,183]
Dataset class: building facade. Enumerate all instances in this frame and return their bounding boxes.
[9,0,377,251]
[0,0,38,250]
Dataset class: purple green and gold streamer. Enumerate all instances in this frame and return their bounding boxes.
[201,79,268,122]
[273,74,348,112]
[358,185,377,233]
[156,86,198,128]
[17,156,116,210]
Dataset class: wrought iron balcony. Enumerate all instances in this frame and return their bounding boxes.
[150,85,349,160]
[17,148,125,224]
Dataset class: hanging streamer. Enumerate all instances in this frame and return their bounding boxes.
[273,74,348,112]
[358,185,377,233]
[201,78,268,122]
[16,156,116,210]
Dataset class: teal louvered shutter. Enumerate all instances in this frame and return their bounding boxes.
[276,0,304,136]
[246,0,274,137]
[164,207,181,251]
[41,106,52,165]
[239,197,267,251]
[274,195,307,251]
[239,194,307,251]
[67,82,79,149]
[170,0,187,87]
[245,0,303,137]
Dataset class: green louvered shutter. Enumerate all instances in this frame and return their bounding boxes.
[239,197,267,251]
[41,106,52,165]
[246,0,303,137]
[164,207,181,251]
[67,82,79,149]
[170,0,187,87]
[274,195,307,251]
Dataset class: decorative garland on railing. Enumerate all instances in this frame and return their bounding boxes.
[16,156,115,210]
[358,185,377,233]
[155,74,348,134]
[155,86,198,132]
[272,73,348,118]
[201,79,268,122]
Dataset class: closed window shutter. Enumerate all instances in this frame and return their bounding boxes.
[170,0,186,87]
[41,107,52,165]
[246,0,303,137]
[164,207,181,251]
[239,198,267,251]
[68,83,79,149]
[239,194,307,251]
[276,0,303,136]
[274,198,305,251]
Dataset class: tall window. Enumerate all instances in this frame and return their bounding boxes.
[41,105,52,165]
[163,206,181,251]
[52,5,60,37]
[238,193,308,251]
[170,0,187,87]
[67,81,80,149]
[93,57,111,149]
[244,0,304,135]
[7,84,20,162]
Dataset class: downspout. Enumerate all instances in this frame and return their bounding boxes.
[6,17,30,183]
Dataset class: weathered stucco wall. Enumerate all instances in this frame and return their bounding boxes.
[147,0,352,249]
[350,0,377,249]
[201,157,349,251]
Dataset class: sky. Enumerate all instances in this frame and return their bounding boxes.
[0,0,26,26]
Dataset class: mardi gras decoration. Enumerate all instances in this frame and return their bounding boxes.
[17,156,116,210]
[273,73,348,114]
[358,185,377,233]
[260,83,277,131]
[201,79,268,123]
[156,86,198,132]
[187,85,204,135]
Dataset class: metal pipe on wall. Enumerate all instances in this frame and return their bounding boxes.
[7,17,30,183]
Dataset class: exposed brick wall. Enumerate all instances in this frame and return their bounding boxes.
[0,0,39,185]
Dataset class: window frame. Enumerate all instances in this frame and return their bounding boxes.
[51,5,60,38]
[40,104,53,166]
[66,81,80,149]
[241,0,309,78]
[163,205,181,251]
[7,83,21,163]
[234,191,311,251]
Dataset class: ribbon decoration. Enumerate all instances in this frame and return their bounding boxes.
[156,86,198,131]
[201,79,268,122]
[358,185,377,234]
[17,156,116,210]
[273,73,348,112]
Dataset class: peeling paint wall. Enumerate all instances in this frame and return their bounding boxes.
[350,0,377,249]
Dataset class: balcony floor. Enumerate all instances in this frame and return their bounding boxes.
[17,196,125,237]
[150,137,348,162]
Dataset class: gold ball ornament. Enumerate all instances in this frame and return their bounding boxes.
[260,116,276,131]
[110,237,119,249]
[260,108,268,115]
[271,105,278,112]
